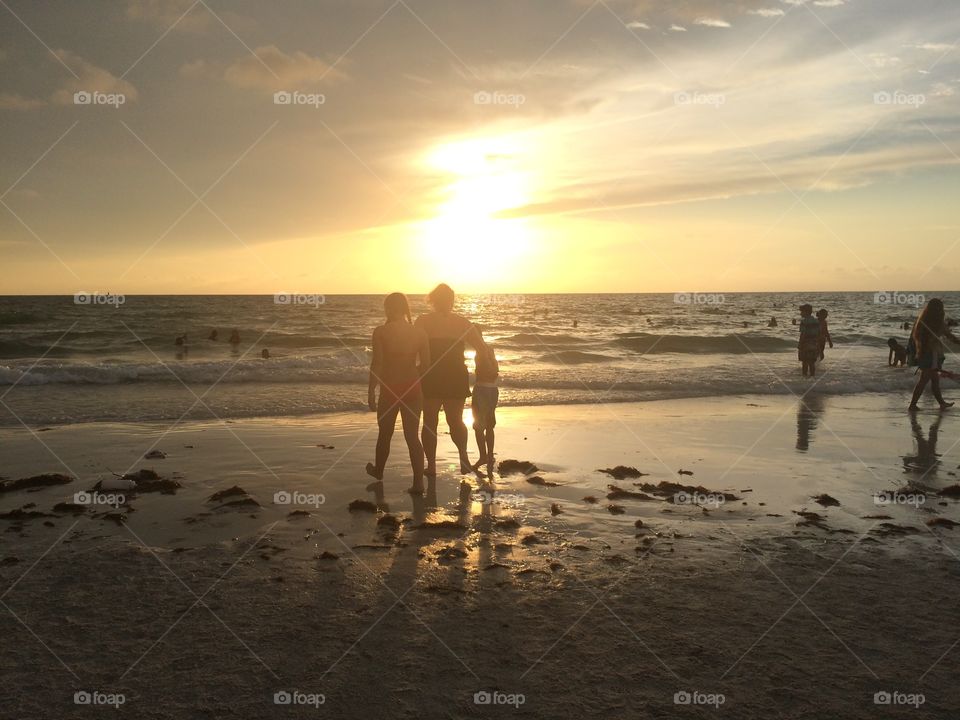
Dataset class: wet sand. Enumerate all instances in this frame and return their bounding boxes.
[2,394,960,717]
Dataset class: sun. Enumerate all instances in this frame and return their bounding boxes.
[418,135,538,288]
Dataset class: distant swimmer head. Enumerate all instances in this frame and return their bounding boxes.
[427,283,455,312]
[384,292,412,324]
[261,348,270,359]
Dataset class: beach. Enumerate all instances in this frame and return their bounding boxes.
[3,394,960,718]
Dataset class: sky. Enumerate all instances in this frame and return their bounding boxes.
[1,0,959,294]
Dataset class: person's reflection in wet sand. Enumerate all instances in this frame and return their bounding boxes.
[365,480,389,513]
[795,394,826,452]
[903,414,942,479]
[410,476,438,525]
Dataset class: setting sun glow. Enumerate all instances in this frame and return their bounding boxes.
[418,136,538,286]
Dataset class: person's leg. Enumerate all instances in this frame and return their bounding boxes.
[421,397,441,477]
[909,370,931,409]
[399,397,425,493]
[484,426,495,478]
[472,426,487,470]
[931,373,954,409]
[367,395,400,481]
[443,398,472,473]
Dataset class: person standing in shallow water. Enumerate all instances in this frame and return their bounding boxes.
[908,298,958,411]
[797,304,820,377]
[366,293,431,494]
[415,283,489,477]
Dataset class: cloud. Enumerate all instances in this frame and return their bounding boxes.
[221,46,346,91]
[0,93,46,110]
[748,8,786,17]
[813,0,845,6]
[694,18,732,28]
[670,24,688,32]
[126,0,212,33]
[49,50,138,105]
[626,21,651,29]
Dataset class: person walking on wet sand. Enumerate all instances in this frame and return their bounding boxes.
[416,283,489,478]
[908,298,959,411]
[366,293,431,494]
[797,304,820,377]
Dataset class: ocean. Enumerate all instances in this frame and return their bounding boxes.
[0,292,948,426]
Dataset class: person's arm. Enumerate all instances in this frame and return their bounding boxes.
[888,348,894,366]
[368,328,383,411]
[826,323,833,348]
[465,320,487,351]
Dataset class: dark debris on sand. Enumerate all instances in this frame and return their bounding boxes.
[348,499,378,513]
[927,517,960,529]
[607,504,626,515]
[526,476,560,487]
[208,486,249,503]
[606,485,658,501]
[498,459,539,476]
[634,480,739,503]
[0,473,73,494]
[811,493,840,507]
[597,466,647,480]
[582,496,598,504]
[938,485,960,499]
[114,469,181,494]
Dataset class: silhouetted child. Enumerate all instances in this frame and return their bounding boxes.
[798,304,820,377]
[768,316,777,327]
[888,338,907,367]
[471,345,500,480]
[816,309,833,360]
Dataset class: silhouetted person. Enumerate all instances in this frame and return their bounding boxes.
[908,298,958,411]
[416,283,488,477]
[229,329,240,345]
[366,293,431,495]
[798,304,820,377]
[471,344,500,480]
[261,348,270,359]
[816,309,833,360]
[888,338,907,367]
[768,316,777,328]
[175,334,186,347]
[208,329,218,341]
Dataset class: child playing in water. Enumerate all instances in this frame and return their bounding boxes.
[471,344,500,480]
[816,309,833,360]
[888,338,907,367]
[798,304,821,377]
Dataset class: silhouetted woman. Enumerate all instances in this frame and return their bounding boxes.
[366,293,431,494]
[908,298,958,411]
[415,283,488,476]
